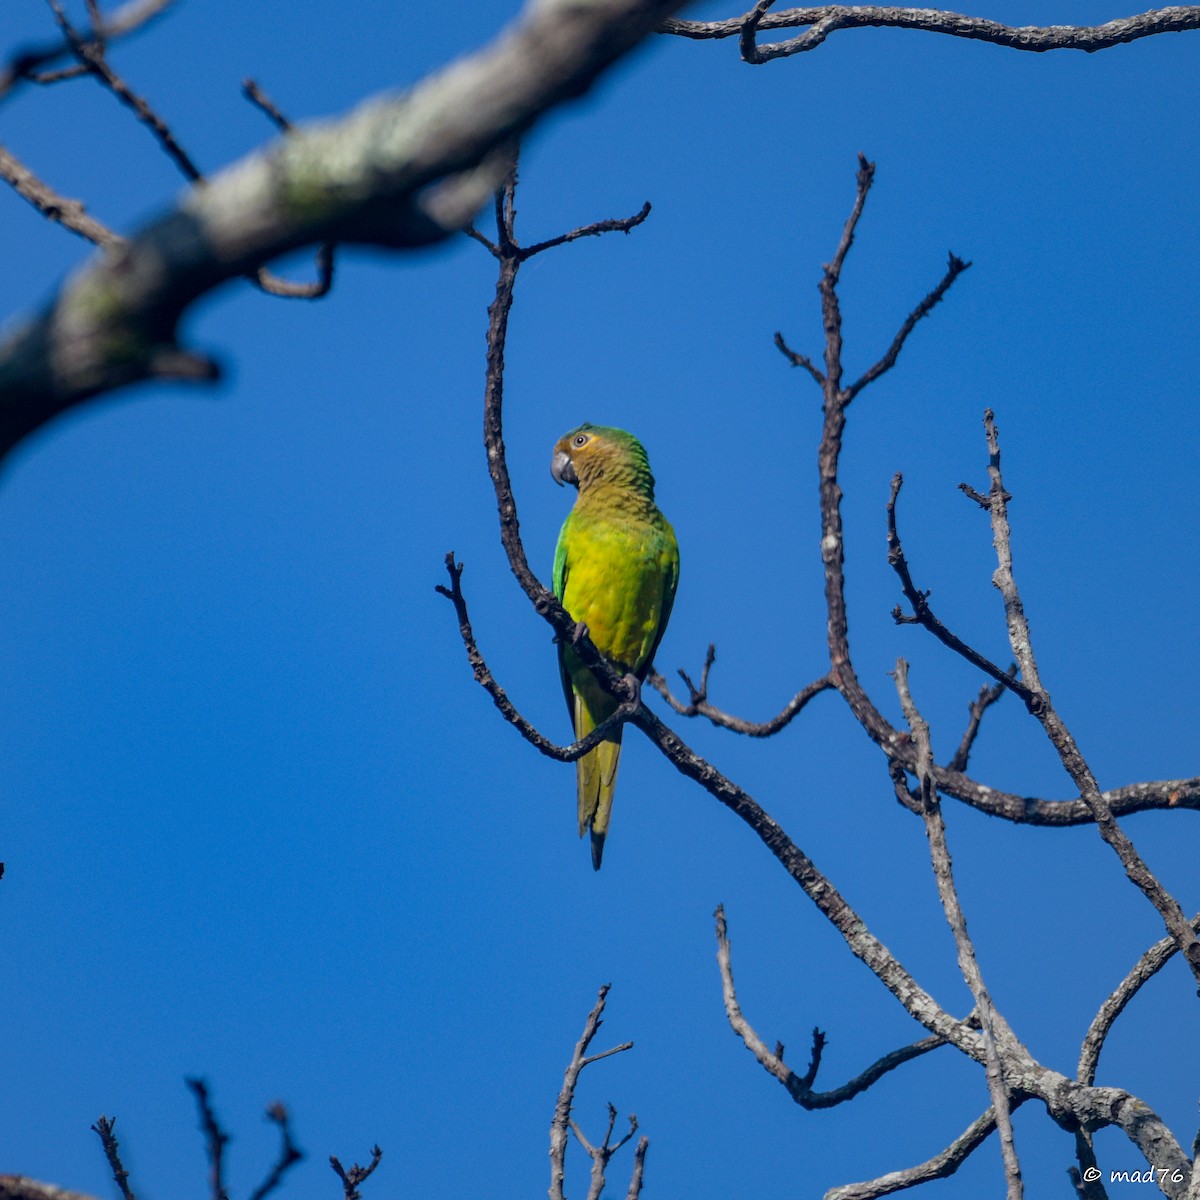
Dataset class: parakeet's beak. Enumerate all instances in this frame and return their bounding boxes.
[551,450,577,487]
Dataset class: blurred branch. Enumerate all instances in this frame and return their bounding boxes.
[0,1182,100,1200]
[647,644,834,735]
[0,0,689,460]
[329,1147,383,1200]
[241,79,336,298]
[247,1104,304,1200]
[973,407,1200,984]
[90,1117,136,1200]
[187,1079,230,1200]
[661,5,1200,63]
[0,144,121,247]
[0,0,175,104]
[549,986,639,1200]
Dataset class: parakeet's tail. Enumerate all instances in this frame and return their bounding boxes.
[574,691,623,871]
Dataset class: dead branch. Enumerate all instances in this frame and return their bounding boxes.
[647,643,834,735]
[947,676,1009,773]
[1078,913,1200,1087]
[90,1117,135,1200]
[0,143,121,247]
[661,5,1200,64]
[329,1147,383,1200]
[823,1104,1025,1200]
[0,0,689,459]
[247,1104,304,1200]
[549,986,638,1200]
[715,905,955,1109]
[974,408,1200,983]
[893,661,1022,1197]
[0,1182,101,1200]
[187,1079,230,1200]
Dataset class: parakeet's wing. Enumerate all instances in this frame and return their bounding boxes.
[553,519,575,716]
[641,528,680,678]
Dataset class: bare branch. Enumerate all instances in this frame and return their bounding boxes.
[716,905,953,1109]
[241,79,337,298]
[436,553,638,759]
[844,252,970,401]
[662,6,1200,63]
[186,1079,230,1200]
[0,0,690,458]
[549,986,637,1200]
[947,676,1009,773]
[647,644,834,736]
[0,0,176,105]
[1078,913,1200,1087]
[0,143,121,247]
[823,1104,1023,1200]
[893,661,1023,1198]
[978,407,1200,983]
[0,1182,101,1200]
[625,1137,649,1200]
[329,1147,383,1200]
[774,330,825,386]
[886,472,1031,706]
[247,1104,304,1200]
[89,1117,135,1200]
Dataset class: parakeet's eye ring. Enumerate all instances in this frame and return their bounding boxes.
[573,434,588,447]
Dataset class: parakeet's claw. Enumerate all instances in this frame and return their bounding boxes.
[571,620,590,648]
[621,672,642,707]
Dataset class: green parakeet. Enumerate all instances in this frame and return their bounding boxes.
[551,423,679,870]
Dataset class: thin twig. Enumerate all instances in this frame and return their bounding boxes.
[978,408,1200,982]
[1078,913,1200,1086]
[893,661,1023,1198]
[186,1079,230,1200]
[436,553,639,758]
[948,676,1009,773]
[647,645,834,736]
[246,1104,304,1200]
[241,79,336,298]
[715,905,964,1109]
[886,472,1031,706]
[0,143,121,247]
[329,1147,383,1200]
[89,1117,135,1200]
[549,986,636,1200]
[823,1104,1026,1200]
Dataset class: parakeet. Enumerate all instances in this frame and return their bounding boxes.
[551,423,679,870]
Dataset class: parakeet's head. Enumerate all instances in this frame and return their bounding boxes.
[550,423,655,495]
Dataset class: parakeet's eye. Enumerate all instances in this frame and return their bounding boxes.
[573,434,588,448]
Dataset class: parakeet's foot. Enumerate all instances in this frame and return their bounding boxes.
[571,620,590,647]
[622,672,642,706]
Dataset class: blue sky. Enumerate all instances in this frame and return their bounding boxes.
[2,2,1199,1197]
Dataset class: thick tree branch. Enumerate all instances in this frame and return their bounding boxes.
[661,6,1200,63]
[0,0,688,461]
